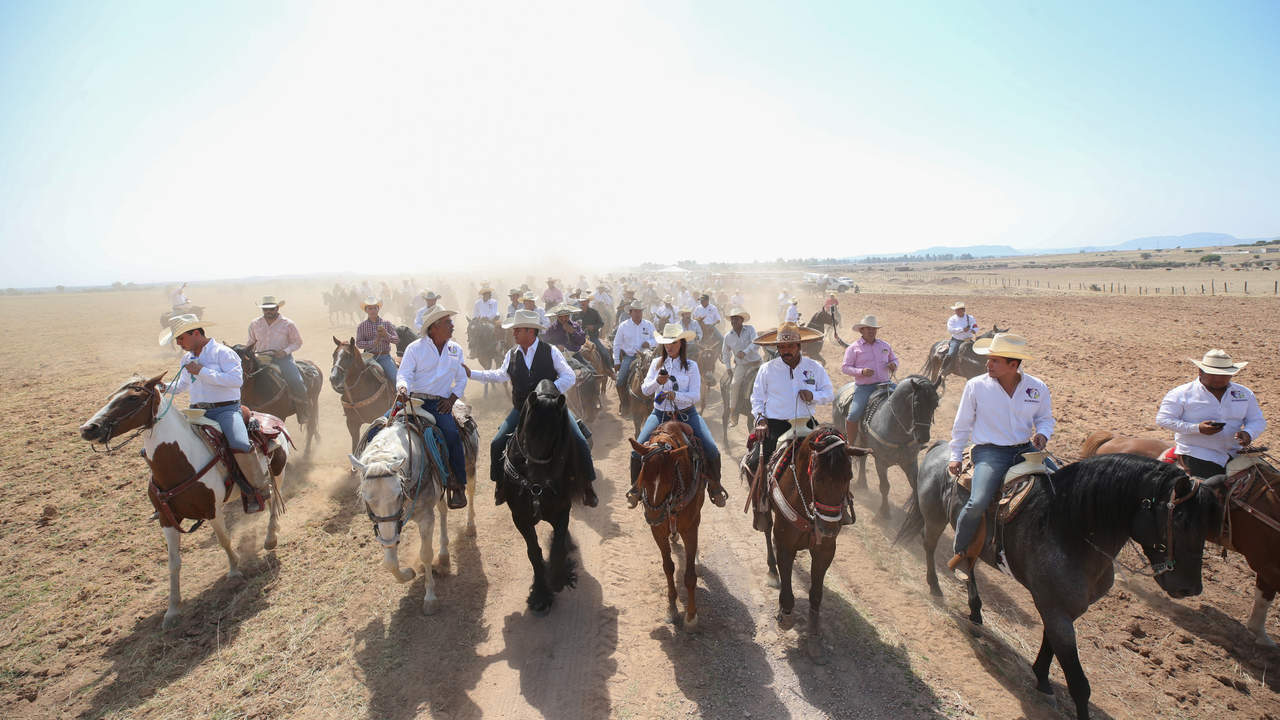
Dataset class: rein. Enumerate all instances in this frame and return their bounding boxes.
[769,429,847,546]
[638,428,704,534]
[337,346,392,414]
[1085,475,1202,577]
[863,381,931,450]
[363,424,430,547]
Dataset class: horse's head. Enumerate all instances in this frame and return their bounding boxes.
[1131,467,1224,599]
[519,380,568,461]
[801,426,871,539]
[330,336,358,393]
[80,374,164,444]
[394,326,417,357]
[890,375,942,446]
[231,343,259,376]
[628,423,693,509]
[349,427,417,547]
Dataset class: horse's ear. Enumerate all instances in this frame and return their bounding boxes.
[146,372,166,387]
[349,337,357,347]
[348,454,366,474]
[846,446,872,457]
[628,438,647,454]
[555,393,566,408]
[334,336,342,346]
[1173,472,1193,498]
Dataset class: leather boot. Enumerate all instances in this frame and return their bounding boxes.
[705,453,727,507]
[491,447,507,506]
[232,452,266,513]
[626,455,642,508]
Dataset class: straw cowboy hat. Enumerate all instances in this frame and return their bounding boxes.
[360,296,382,310]
[1190,349,1247,376]
[789,297,798,304]
[753,322,823,346]
[579,289,595,300]
[478,283,493,294]
[853,315,882,329]
[628,299,645,311]
[662,295,674,303]
[503,309,545,330]
[551,304,576,316]
[678,306,694,315]
[950,301,966,310]
[158,314,212,346]
[418,305,457,331]
[258,295,284,309]
[521,291,537,301]
[657,325,696,345]
[421,290,440,300]
[973,333,1034,361]
[727,307,750,321]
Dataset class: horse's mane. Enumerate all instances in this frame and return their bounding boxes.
[806,425,853,481]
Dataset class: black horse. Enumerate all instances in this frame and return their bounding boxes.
[896,447,1224,720]
[500,380,591,615]
[393,326,418,357]
[231,345,322,454]
[466,319,505,400]
[804,308,848,360]
[832,375,941,517]
[919,325,1006,391]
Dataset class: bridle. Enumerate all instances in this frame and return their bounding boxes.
[362,429,427,547]
[502,396,567,519]
[637,428,704,534]
[768,429,848,545]
[1145,475,1202,576]
[863,379,935,449]
[89,383,161,453]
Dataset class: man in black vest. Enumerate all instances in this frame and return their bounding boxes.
[466,309,598,507]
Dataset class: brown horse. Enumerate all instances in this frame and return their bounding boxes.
[749,426,870,661]
[79,375,290,629]
[330,337,397,452]
[232,345,323,454]
[623,347,657,434]
[629,422,707,628]
[1081,430,1280,647]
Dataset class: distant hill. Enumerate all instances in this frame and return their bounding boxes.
[858,232,1278,262]
[902,245,1023,258]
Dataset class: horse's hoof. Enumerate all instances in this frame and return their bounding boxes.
[529,598,553,616]
[1255,634,1277,649]
[263,536,277,551]
[463,524,477,538]
[928,583,943,599]
[666,607,680,624]
[684,615,699,632]
[432,556,451,576]
[777,611,794,630]
[162,611,180,630]
[766,572,780,589]
[1035,678,1053,695]
[422,596,441,616]
[395,568,417,583]
[227,568,244,581]
[969,612,983,626]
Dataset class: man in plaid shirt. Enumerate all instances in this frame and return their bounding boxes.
[356,297,399,389]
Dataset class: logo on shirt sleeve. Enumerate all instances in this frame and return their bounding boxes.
[1230,389,1246,400]
[1025,388,1040,400]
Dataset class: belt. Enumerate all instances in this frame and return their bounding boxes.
[409,393,446,401]
[192,400,238,409]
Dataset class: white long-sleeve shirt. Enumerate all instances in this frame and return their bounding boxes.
[641,355,702,412]
[948,313,979,341]
[473,298,499,320]
[722,325,762,367]
[949,372,1055,461]
[750,356,834,421]
[692,303,722,326]
[612,318,657,364]
[469,338,576,394]
[166,339,244,404]
[413,303,438,332]
[784,304,800,323]
[396,338,468,397]
[170,288,188,307]
[1157,379,1266,467]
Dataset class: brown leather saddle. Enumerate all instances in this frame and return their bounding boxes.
[188,409,292,507]
[954,450,1050,559]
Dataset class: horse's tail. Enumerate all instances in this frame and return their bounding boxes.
[1079,430,1113,459]
[893,492,927,547]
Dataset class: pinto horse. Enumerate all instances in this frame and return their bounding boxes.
[629,421,707,628]
[500,380,592,615]
[232,345,323,454]
[747,426,870,661]
[897,447,1223,719]
[1082,430,1280,648]
[79,375,290,629]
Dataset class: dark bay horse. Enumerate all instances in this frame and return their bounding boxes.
[1082,431,1280,648]
[393,325,417,357]
[897,446,1224,719]
[803,308,848,361]
[630,421,707,628]
[747,426,870,661]
[919,325,1007,391]
[330,337,396,452]
[833,375,942,517]
[465,318,504,398]
[622,347,657,434]
[500,380,590,615]
[80,375,290,629]
[232,345,323,454]
[694,340,721,413]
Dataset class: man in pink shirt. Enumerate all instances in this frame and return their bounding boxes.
[840,315,898,445]
[247,295,310,420]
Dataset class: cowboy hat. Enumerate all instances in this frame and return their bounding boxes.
[662,295,673,303]
[727,307,750,321]
[753,322,823,346]
[421,290,440,300]
[579,289,594,300]
[853,315,882,329]
[158,314,213,346]
[502,309,545,330]
[1190,348,1247,375]
[478,283,493,293]
[258,295,284,309]
[508,288,521,296]
[972,333,1034,361]
[678,306,694,315]
[789,297,798,304]
[418,305,457,331]
[551,304,576,316]
[949,301,966,310]
[657,325,695,344]
[521,291,536,301]
[628,300,645,311]
[360,296,382,310]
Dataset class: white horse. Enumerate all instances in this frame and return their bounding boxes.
[349,404,476,615]
[80,375,289,629]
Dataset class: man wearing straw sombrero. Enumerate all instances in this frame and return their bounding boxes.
[1157,349,1266,479]
[356,297,400,392]
[247,295,311,423]
[947,332,1055,580]
[749,321,835,471]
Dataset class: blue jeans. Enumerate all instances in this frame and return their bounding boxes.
[845,382,894,423]
[205,403,251,452]
[953,443,1047,554]
[489,406,593,484]
[632,407,720,466]
[379,403,468,486]
[616,352,636,390]
[370,353,399,386]
[273,354,308,401]
[944,339,963,367]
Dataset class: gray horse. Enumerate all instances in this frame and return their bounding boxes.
[919,325,1006,391]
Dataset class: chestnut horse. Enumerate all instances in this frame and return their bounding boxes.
[1081,430,1280,647]
[629,421,707,628]
[79,375,290,629]
[330,337,396,452]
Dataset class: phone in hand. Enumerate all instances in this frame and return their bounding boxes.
[1206,421,1226,428]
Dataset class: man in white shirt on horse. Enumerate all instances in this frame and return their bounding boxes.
[722,308,762,426]
[1157,349,1266,478]
[750,322,834,468]
[947,333,1055,580]
[473,284,500,323]
[942,301,979,374]
[413,291,441,333]
[612,300,657,410]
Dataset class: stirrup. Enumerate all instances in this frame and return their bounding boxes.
[446,484,467,509]
[948,553,973,582]
[626,485,641,509]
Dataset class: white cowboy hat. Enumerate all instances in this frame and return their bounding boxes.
[628,300,645,311]
[502,309,545,330]
[1190,349,1247,375]
[478,283,493,294]
[258,295,284,309]
[551,304,576,316]
[360,296,382,310]
[508,288,522,296]
[853,315,882,329]
[753,322,823,346]
[678,306,694,315]
[521,291,537,301]
[950,301,966,310]
[789,297,798,304]
[418,306,457,331]
[158,314,213,346]
[657,325,695,344]
[662,295,673,303]
[421,290,440,300]
[727,307,750,321]
[973,333,1034,361]
[579,290,594,300]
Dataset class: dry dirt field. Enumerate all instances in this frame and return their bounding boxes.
[1,276,1278,719]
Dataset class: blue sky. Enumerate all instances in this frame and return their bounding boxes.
[1,1,1277,287]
